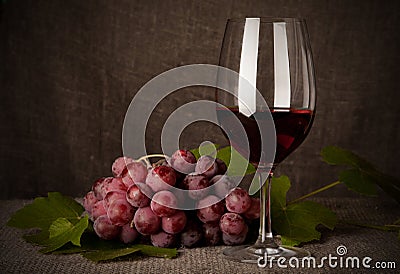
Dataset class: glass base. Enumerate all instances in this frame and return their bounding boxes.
[223,244,311,264]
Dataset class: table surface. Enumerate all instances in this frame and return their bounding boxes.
[0,197,399,274]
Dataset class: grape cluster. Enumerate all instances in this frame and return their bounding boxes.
[83,150,260,248]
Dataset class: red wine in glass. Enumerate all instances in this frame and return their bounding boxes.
[217,107,315,167]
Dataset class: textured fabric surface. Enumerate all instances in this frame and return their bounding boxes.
[0,197,399,273]
[1,0,400,199]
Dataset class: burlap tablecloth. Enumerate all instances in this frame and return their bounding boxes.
[0,197,399,273]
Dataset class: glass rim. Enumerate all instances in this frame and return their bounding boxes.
[227,17,306,23]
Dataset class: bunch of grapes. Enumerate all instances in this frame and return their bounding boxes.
[82,150,260,248]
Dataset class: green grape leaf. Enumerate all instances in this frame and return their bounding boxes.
[273,201,337,244]
[23,230,50,245]
[321,146,400,202]
[216,146,256,176]
[21,217,88,254]
[280,236,301,247]
[321,146,374,169]
[7,192,84,230]
[372,173,400,203]
[137,244,178,258]
[271,176,337,246]
[49,218,75,238]
[338,169,377,196]
[82,247,143,262]
[7,192,178,261]
[39,216,88,253]
[270,176,290,208]
[51,232,124,254]
[7,192,88,253]
[82,244,178,262]
[52,232,178,260]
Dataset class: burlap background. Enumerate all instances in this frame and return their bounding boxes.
[1,1,400,200]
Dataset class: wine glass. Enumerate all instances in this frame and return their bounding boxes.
[216,17,316,263]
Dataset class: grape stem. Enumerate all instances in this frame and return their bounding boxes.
[340,220,400,232]
[287,180,341,205]
[137,154,169,168]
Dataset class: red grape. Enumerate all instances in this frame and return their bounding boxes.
[93,215,121,240]
[225,187,251,214]
[112,156,134,177]
[243,197,260,220]
[171,187,189,208]
[170,149,196,174]
[121,161,148,187]
[195,155,218,178]
[103,177,127,194]
[133,206,161,235]
[92,177,112,200]
[196,195,224,223]
[150,190,178,217]
[162,211,187,234]
[210,175,235,198]
[107,199,135,226]
[222,224,248,245]
[83,191,98,213]
[215,158,227,175]
[203,222,221,246]
[135,182,154,198]
[182,174,210,200]
[151,231,177,248]
[119,223,139,244]
[180,221,203,247]
[91,200,107,220]
[103,191,126,210]
[146,166,177,192]
[220,212,246,235]
[126,184,151,208]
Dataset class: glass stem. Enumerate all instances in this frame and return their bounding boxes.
[257,171,277,247]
